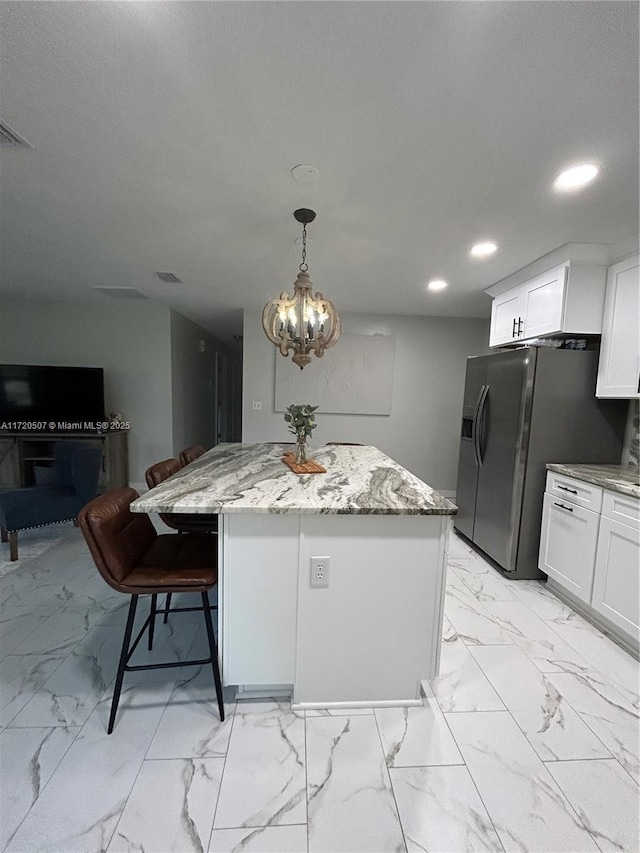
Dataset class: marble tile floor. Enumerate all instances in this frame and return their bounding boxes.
[0,527,639,852]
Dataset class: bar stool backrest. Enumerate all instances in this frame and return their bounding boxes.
[145,458,181,489]
[179,445,206,467]
[78,487,156,589]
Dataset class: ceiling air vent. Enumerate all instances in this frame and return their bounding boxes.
[0,118,32,148]
[92,287,149,300]
[155,272,182,283]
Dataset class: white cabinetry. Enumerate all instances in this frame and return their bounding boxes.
[596,254,640,398]
[491,288,525,346]
[520,264,567,340]
[592,492,640,637]
[539,473,640,646]
[539,488,600,603]
[489,261,606,348]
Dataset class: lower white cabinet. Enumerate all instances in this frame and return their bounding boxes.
[591,491,640,638]
[539,492,599,603]
[539,473,640,644]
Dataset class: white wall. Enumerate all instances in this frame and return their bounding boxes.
[243,310,490,491]
[170,310,219,456]
[0,298,173,486]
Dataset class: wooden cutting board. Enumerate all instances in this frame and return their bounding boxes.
[282,452,327,474]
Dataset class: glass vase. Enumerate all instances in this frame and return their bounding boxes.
[294,436,308,465]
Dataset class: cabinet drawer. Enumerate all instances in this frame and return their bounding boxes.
[538,492,600,603]
[602,490,640,531]
[545,472,603,512]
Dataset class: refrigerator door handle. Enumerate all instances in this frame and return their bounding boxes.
[474,384,489,467]
[470,385,485,467]
[477,384,490,466]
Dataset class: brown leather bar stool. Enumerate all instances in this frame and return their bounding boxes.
[78,488,224,734]
[145,458,219,624]
[179,445,206,467]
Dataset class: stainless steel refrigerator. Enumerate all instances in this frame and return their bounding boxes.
[454,347,626,579]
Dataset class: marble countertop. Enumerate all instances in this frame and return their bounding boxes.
[132,443,458,516]
[546,463,640,499]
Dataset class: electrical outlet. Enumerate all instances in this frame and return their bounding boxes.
[251,400,263,411]
[310,556,330,588]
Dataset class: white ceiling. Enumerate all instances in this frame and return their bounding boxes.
[1,1,638,346]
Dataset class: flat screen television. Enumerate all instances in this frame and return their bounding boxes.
[0,365,105,431]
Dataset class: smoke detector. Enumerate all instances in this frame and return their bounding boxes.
[291,165,319,183]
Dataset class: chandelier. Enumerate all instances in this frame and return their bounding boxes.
[262,209,341,370]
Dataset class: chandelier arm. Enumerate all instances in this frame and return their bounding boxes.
[262,303,281,347]
[320,311,342,350]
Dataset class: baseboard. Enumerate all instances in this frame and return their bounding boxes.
[234,684,293,700]
[292,698,423,712]
[546,578,639,660]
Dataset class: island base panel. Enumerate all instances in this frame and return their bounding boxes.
[221,513,300,686]
[221,513,449,706]
[295,514,447,704]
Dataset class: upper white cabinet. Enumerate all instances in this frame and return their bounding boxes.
[489,261,606,348]
[490,288,525,346]
[596,254,640,398]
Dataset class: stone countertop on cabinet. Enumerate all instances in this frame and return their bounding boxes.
[546,463,640,500]
[132,442,458,516]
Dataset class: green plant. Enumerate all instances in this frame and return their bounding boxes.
[284,403,319,438]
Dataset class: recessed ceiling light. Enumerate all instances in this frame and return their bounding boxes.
[553,162,600,192]
[428,279,448,291]
[470,241,498,258]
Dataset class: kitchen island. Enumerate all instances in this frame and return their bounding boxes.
[132,443,457,709]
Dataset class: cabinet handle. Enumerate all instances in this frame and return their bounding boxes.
[554,502,574,513]
[557,485,578,494]
[512,318,518,338]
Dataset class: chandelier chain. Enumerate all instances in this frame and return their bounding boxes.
[299,223,308,272]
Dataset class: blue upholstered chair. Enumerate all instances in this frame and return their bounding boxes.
[0,441,103,561]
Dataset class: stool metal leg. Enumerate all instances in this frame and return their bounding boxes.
[201,590,225,722]
[148,593,157,651]
[1,526,7,543]
[108,595,138,735]
[163,592,172,624]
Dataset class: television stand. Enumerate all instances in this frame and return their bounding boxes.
[0,431,128,491]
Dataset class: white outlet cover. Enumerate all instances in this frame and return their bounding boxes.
[310,556,330,588]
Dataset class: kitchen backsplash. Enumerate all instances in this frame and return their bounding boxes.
[623,400,639,470]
